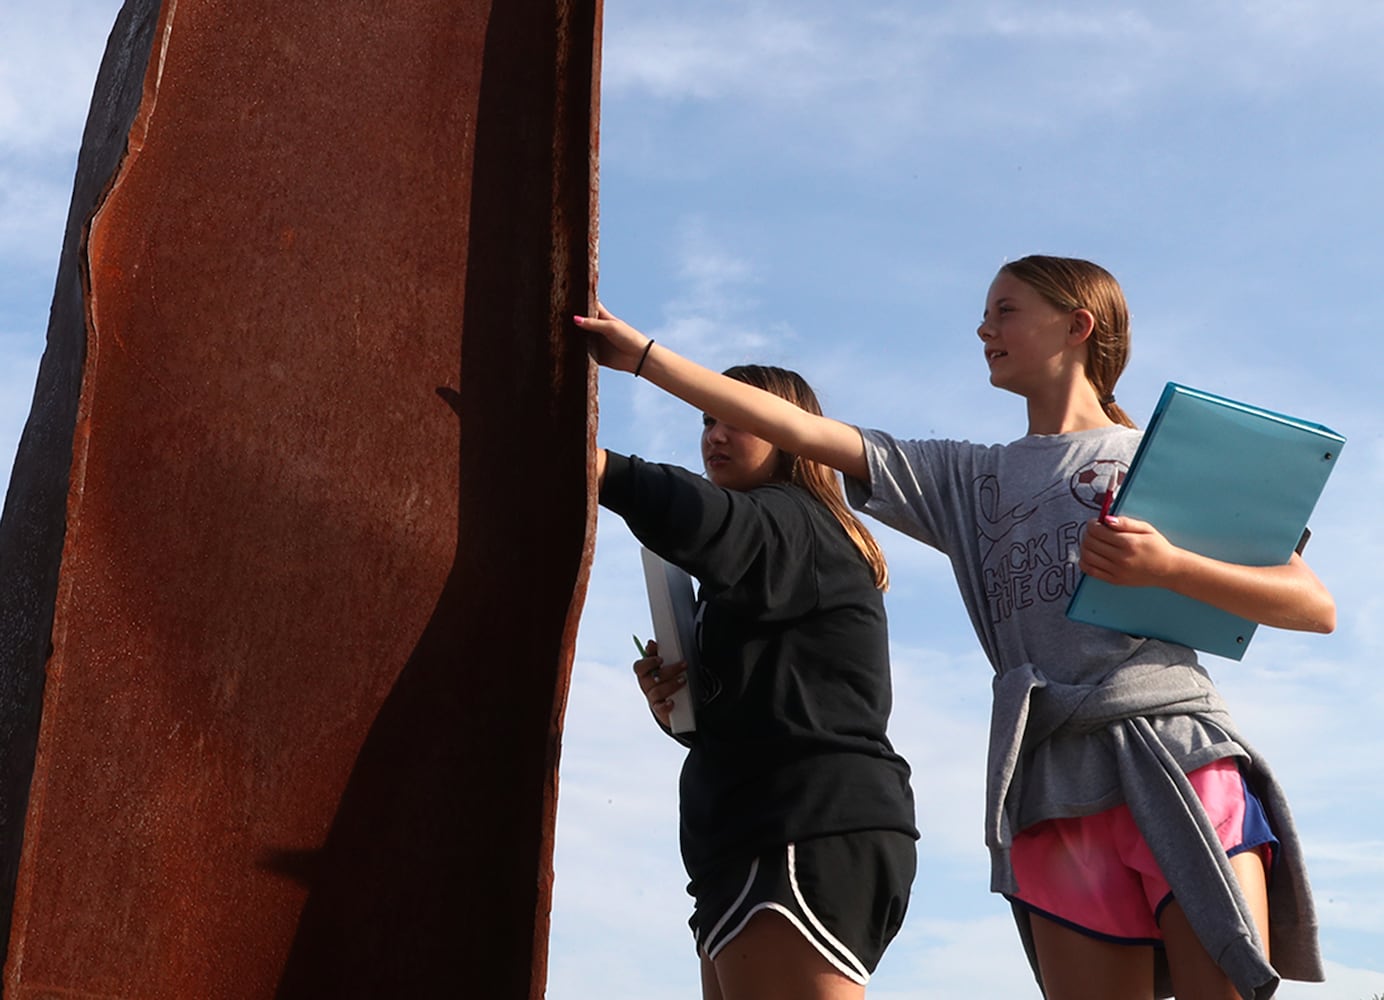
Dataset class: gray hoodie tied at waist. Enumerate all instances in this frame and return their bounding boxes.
[986,654,1322,1000]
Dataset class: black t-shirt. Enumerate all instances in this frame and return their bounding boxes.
[600,452,917,878]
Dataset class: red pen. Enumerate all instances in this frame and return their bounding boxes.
[1099,471,1119,526]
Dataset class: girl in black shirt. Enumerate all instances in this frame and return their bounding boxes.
[595,364,917,1000]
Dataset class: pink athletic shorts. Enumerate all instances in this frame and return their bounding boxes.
[1007,758,1276,943]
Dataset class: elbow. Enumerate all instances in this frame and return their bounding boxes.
[1295,592,1336,634]
[1285,555,1335,634]
[1313,599,1337,635]
[1262,592,1335,635]
[1308,577,1337,634]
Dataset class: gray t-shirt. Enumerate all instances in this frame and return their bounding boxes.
[846,424,1323,996]
[847,425,1241,824]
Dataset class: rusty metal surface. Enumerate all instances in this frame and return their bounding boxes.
[0,0,599,995]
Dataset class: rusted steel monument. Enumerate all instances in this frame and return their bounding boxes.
[0,0,600,995]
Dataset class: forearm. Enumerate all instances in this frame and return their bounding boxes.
[1164,550,1336,633]
[638,342,870,481]
[1083,518,1337,633]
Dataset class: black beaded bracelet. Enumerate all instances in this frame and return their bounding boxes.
[633,339,655,378]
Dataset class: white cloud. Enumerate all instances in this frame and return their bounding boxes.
[669,220,758,308]
[551,639,703,999]
[656,217,783,356]
[0,169,73,270]
[0,337,45,484]
[887,643,993,857]
[609,216,800,463]
[599,0,1384,180]
[0,2,124,155]
[601,7,829,103]
[1219,0,1384,51]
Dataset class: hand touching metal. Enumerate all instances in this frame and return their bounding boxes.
[574,303,653,374]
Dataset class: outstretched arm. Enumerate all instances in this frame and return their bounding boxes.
[576,304,870,482]
[1080,516,1336,633]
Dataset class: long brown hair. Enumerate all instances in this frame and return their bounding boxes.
[723,365,889,590]
[999,255,1137,429]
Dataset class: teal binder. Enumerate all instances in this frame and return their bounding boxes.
[1066,382,1344,659]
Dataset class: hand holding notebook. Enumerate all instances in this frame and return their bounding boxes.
[1066,383,1344,659]
[639,547,699,733]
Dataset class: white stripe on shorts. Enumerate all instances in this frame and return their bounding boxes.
[701,843,871,986]
[785,843,870,984]
[703,856,760,949]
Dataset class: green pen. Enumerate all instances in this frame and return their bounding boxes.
[633,634,650,656]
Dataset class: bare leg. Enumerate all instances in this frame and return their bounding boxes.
[1160,849,1270,1000]
[709,910,866,1000]
[700,947,725,1000]
[1029,913,1154,1000]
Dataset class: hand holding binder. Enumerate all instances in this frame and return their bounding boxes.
[1066,383,1344,659]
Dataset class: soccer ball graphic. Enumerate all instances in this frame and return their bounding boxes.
[1070,459,1127,512]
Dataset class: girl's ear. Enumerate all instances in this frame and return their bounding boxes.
[1067,308,1096,345]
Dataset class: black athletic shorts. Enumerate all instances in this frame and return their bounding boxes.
[687,830,916,985]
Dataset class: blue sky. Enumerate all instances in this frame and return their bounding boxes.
[4,2,1382,997]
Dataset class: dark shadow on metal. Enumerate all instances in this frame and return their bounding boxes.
[269,1,599,997]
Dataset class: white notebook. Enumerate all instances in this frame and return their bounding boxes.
[639,547,698,733]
